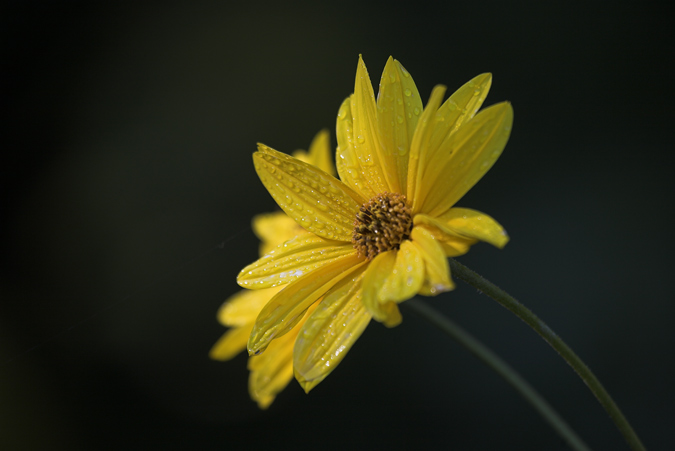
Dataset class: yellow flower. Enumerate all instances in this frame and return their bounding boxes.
[210,130,335,409]
[238,55,513,393]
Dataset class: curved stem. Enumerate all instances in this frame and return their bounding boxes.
[448,258,645,451]
[405,298,591,451]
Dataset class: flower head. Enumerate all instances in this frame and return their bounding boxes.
[238,55,513,392]
[210,130,335,408]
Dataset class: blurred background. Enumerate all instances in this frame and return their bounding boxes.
[2,1,673,449]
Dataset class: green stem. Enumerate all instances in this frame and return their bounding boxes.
[405,298,591,451]
[447,258,645,451]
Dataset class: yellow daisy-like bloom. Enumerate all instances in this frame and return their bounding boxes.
[238,55,513,393]
[210,130,336,409]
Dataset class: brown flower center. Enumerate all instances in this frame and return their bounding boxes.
[352,192,413,260]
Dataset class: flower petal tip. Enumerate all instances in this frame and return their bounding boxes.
[295,372,321,394]
[495,229,510,248]
[247,340,267,357]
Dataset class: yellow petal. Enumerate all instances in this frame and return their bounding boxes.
[406,85,448,213]
[336,96,376,199]
[308,129,336,177]
[417,102,514,217]
[376,57,423,195]
[294,266,371,393]
[293,129,336,177]
[249,356,293,409]
[437,208,509,248]
[430,73,493,152]
[412,216,476,257]
[252,212,304,256]
[410,226,455,295]
[247,254,365,355]
[237,234,354,289]
[361,251,403,327]
[253,144,364,241]
[379,240,423,304]
[209,325,250,361]
[350,55,395,194]
[217,287,283,326]
[247,319,300,409]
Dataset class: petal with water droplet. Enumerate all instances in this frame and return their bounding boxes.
[376,57,423,195]
[412,215,476,257]
[247,253,364,355]
[378,240,423,303]
[429,73,493,153]
[406,85,447,213]
[247,304,316,409]
[350,55,394,194]
[237,234,355,289]
[254,144,364,241]
[410,226,454,295]
[293,265,371,393]
[416,102,513,217]
[361,250,403,327]
[336,96,375,199]
[436,208,509,249]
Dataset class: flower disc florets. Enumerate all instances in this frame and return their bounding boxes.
[352,192,413,260]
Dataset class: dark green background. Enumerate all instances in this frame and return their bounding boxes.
[2,1,673,449]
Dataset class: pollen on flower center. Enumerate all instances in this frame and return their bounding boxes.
[351,192,413,260]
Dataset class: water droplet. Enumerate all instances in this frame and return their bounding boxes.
[300,217,311,228]
[413,107,420,116]
[356,135,365,144]
[389,74,396,83]
[404,89,411,97]
[396,115,404,124]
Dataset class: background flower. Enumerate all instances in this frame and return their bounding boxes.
[2,2,673,449]
[210,130,334,408]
